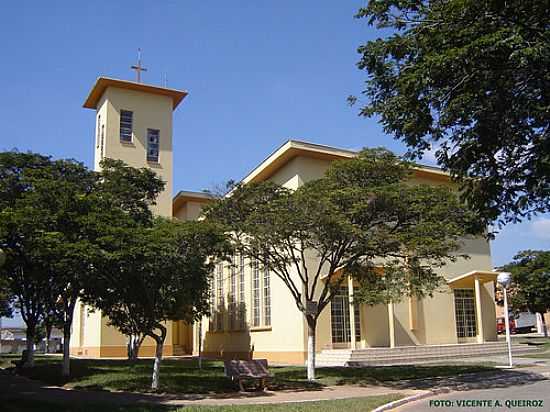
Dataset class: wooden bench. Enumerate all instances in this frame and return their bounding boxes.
[223,359,273,391]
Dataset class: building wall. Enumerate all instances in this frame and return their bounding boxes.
[173,200,208,221]
[74,84,178,358]
[190,152,496,362]
[94,86,174,217]
[198,257,307,364]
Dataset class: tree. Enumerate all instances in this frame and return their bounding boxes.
[83,218,230,390]
[0,153,165,375]
[501,250,550,337]
[0,152,58,366]
[0,249,12,318]
[205,148,481,380]
[352,1,550,225]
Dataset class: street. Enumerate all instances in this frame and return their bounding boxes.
[397,380,550,411]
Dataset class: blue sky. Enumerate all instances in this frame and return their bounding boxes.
[0,2,548,325]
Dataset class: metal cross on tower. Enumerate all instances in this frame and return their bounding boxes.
[131,48,148,83]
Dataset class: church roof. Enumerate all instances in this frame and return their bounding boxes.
[240,139,450,184]
[83,77,188,110]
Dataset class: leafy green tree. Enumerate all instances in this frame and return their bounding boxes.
[0,153,165,375]
[206,148,481,380]
[502,250,550,337]
[0,249,12,318]
[39,158,164,376]
[83,218,230,390]
[0,152,57,366]
[352,1,550,225]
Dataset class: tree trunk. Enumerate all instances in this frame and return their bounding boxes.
[23,323,36,368]
[45,322,52,354]
[127,334,143,362]
[306,317,317,381]
[198,321,202,369]
[151,325,166,390]
[61,299,77,377]
[62,323,71,377]
[540,313,548,337]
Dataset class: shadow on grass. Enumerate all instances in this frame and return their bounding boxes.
[9,357,322,394]
[7,355,538,397]
[272,364,496,387]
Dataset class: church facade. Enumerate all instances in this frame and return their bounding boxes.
[71,77,498,363]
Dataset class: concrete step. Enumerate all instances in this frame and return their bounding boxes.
[316,343,540,367]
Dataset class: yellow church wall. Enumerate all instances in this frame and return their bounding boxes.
[481,281,498,341]
[99,315,174,348]
[70,300,103,356]
[199,256,307,364]
[396,290,458,346]
[173,200,206,221]
[363,304,391,347]
[93,95,109,171]
[97,86,174,217]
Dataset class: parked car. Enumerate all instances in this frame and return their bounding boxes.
[497,316,516,334]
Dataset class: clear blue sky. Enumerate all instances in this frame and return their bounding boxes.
[1,1,549,326]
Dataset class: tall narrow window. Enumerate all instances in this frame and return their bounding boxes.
[263,265,271,326]
[216,263,224,331]
[454,289,477,338]
[209,271,215,331]
[100,124,105,159]
[330,287,361,344]
[119,110,133,142]
[147,129,160,162]
[79,303,86,347]
[239,255,246,329]
[96,115,101,148]
[252,259,261,327]
[229,257,237,330]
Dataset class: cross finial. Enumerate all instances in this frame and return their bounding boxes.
[131,48,148,83]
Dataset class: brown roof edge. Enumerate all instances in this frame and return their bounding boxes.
[83,77,188,110]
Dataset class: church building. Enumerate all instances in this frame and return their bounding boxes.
[71,73,498,363]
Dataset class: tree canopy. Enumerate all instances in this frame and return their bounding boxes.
[0,152,166,374]
[82,218,230,389]
[205,147,481,380]
[353,0,550,225]
[501,250,550,335]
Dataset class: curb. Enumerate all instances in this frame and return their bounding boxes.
[372,388,451,412]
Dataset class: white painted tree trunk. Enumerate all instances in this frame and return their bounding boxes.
[23,327,35,368]
[198,322,203,369]
[307,320,316,381]
[151,339,163,390]
[62,327,71,377]
[540,313,548,337]
[127,334,142,361]
[45,323,52,354]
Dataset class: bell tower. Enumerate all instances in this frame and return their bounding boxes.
[83,76,187,217]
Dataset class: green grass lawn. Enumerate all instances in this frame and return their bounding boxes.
[514,336,550,358]
[1,354,494,394]
[4,395,403,412]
